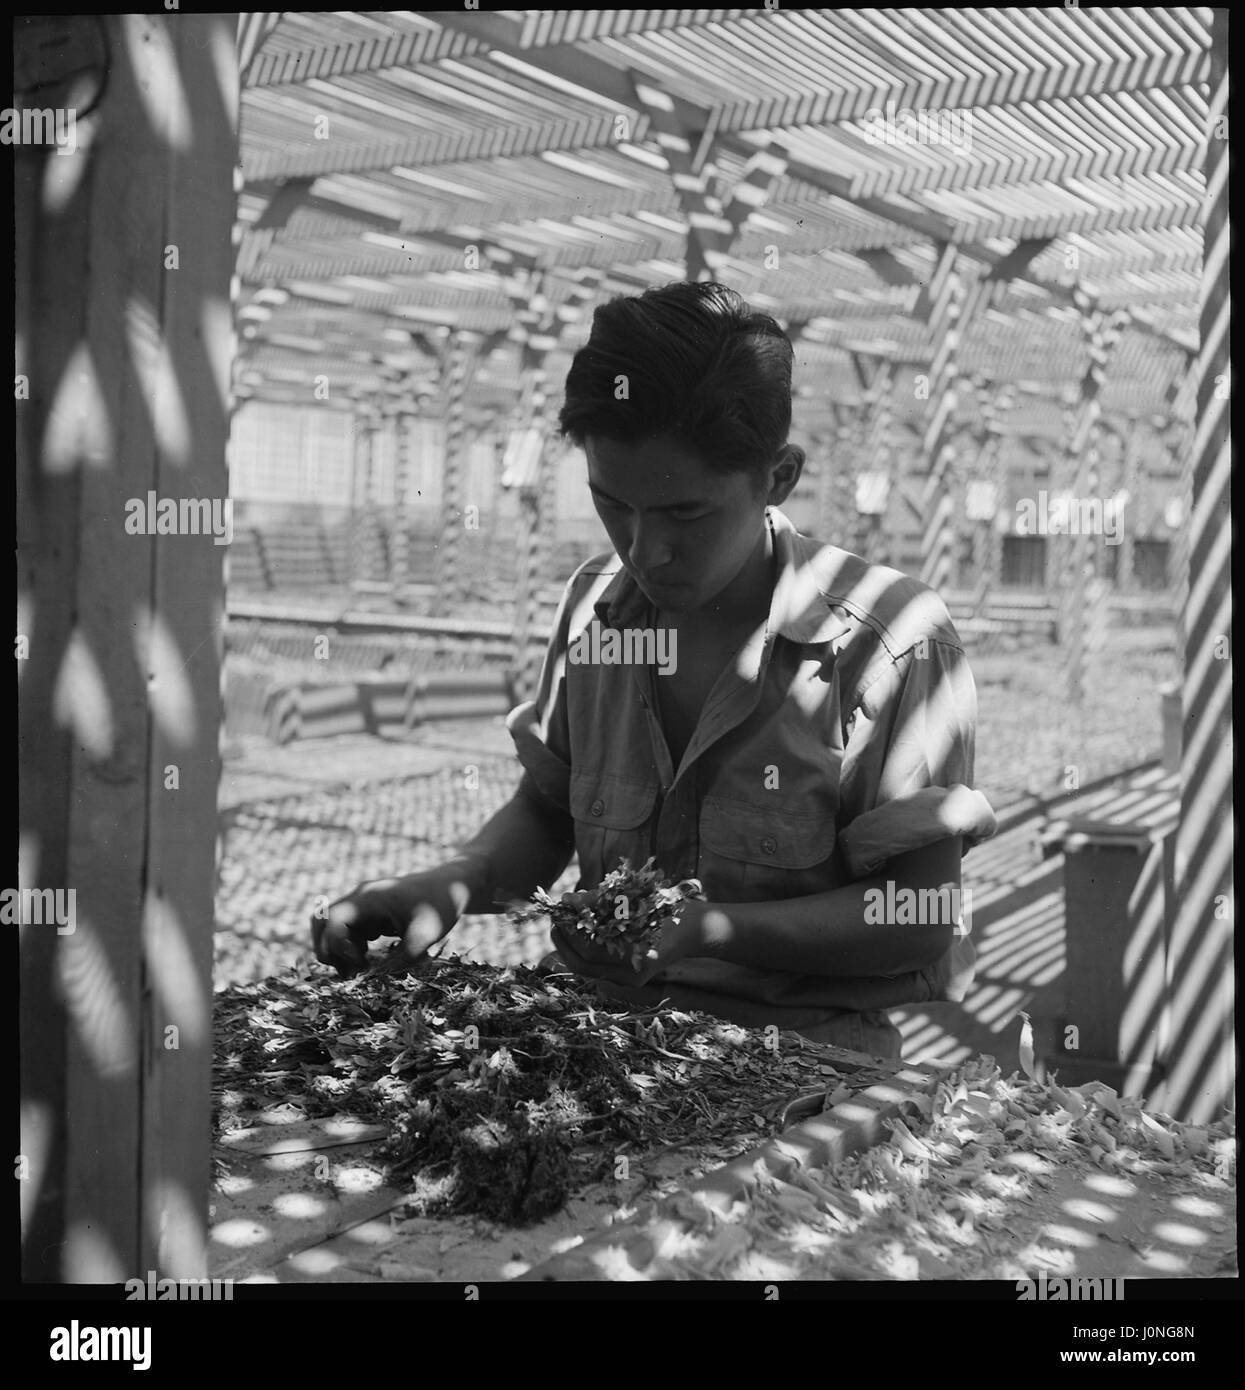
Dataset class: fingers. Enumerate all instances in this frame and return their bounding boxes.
[319,930,366,977]
[550,922,591,972]
[312,895,376,978]
[312,911,367,978]
[393,901,446,967]
[311,886,447,977]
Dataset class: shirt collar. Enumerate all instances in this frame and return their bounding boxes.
[592,506,854,647]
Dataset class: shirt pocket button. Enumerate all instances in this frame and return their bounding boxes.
[590,799,605,817]
[760,836,777,855]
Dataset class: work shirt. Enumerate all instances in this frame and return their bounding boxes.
[506,506,997,1030]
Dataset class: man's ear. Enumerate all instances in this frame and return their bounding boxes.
[765,443,805,505]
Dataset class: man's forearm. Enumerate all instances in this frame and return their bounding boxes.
[678,838,963,978]
[443,785,576,914]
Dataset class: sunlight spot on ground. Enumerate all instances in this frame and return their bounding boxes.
[211,1219,270,1249]
[1171,1194,1224,1217]
[1082,1172,1138,1197]
[1150,1221,1207,1247]
[286,1246,344,1274]
[1060,1198,1117,1224]
[1039,1223,1099,1249]
[273,1192,326,1219]
[1141,1248,1188,1273]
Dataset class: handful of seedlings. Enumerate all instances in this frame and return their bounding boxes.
[507,857,705,972]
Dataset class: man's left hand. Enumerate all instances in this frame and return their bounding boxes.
[550,905,698,989]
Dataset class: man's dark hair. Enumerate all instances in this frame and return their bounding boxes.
[558,280,796,476]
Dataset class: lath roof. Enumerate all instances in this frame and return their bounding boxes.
[236,8,1210,439]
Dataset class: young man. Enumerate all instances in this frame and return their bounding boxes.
[313,281,996,1060]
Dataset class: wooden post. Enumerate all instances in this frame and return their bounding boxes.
[391,406,413,600]
[434,334,478,613]
[918,247,986,595]
[1117,417,1141,593]
[501,267,602,695]
[1163,365,1197,640]
[348,397,369,589]
[852,355,895,564]
[17,12,237,1280]
[1058,294,1129,704]
[969,378,1014,622]
[510,357,554,703]
[821,404,857,552]
[1161,9,1233,1123]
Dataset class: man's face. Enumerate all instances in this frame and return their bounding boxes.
[585,434,772,615]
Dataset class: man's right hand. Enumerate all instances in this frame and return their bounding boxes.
[311,867,475,978]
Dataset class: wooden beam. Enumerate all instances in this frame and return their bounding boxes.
[252,176,315,232]
[732,144,1197,357]
[982,237,1058,284]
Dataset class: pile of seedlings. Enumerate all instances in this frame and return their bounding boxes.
[213,951,874,1226]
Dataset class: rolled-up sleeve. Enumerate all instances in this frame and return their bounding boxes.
[837,636,997,879]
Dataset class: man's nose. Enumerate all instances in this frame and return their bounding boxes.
[627,521,673,574]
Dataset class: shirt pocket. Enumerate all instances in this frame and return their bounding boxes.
[699,794,837,901]
[569,770,659,889]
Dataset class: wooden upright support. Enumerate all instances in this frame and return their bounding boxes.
[916,245,990,595]
[1163,355,1198,626]
[434,333,480,612]
[502,267,603,700]
[1116,417,1142,594]
[968,378,1014,621]
[391,405,414,600]
[17,13,237,1281]
[511,355,554,704]
[349,396,383,588]
[820,406,858,551]
[1058,293,1129,704]
[1160,9,1233,1123]
[851,354,896,564]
